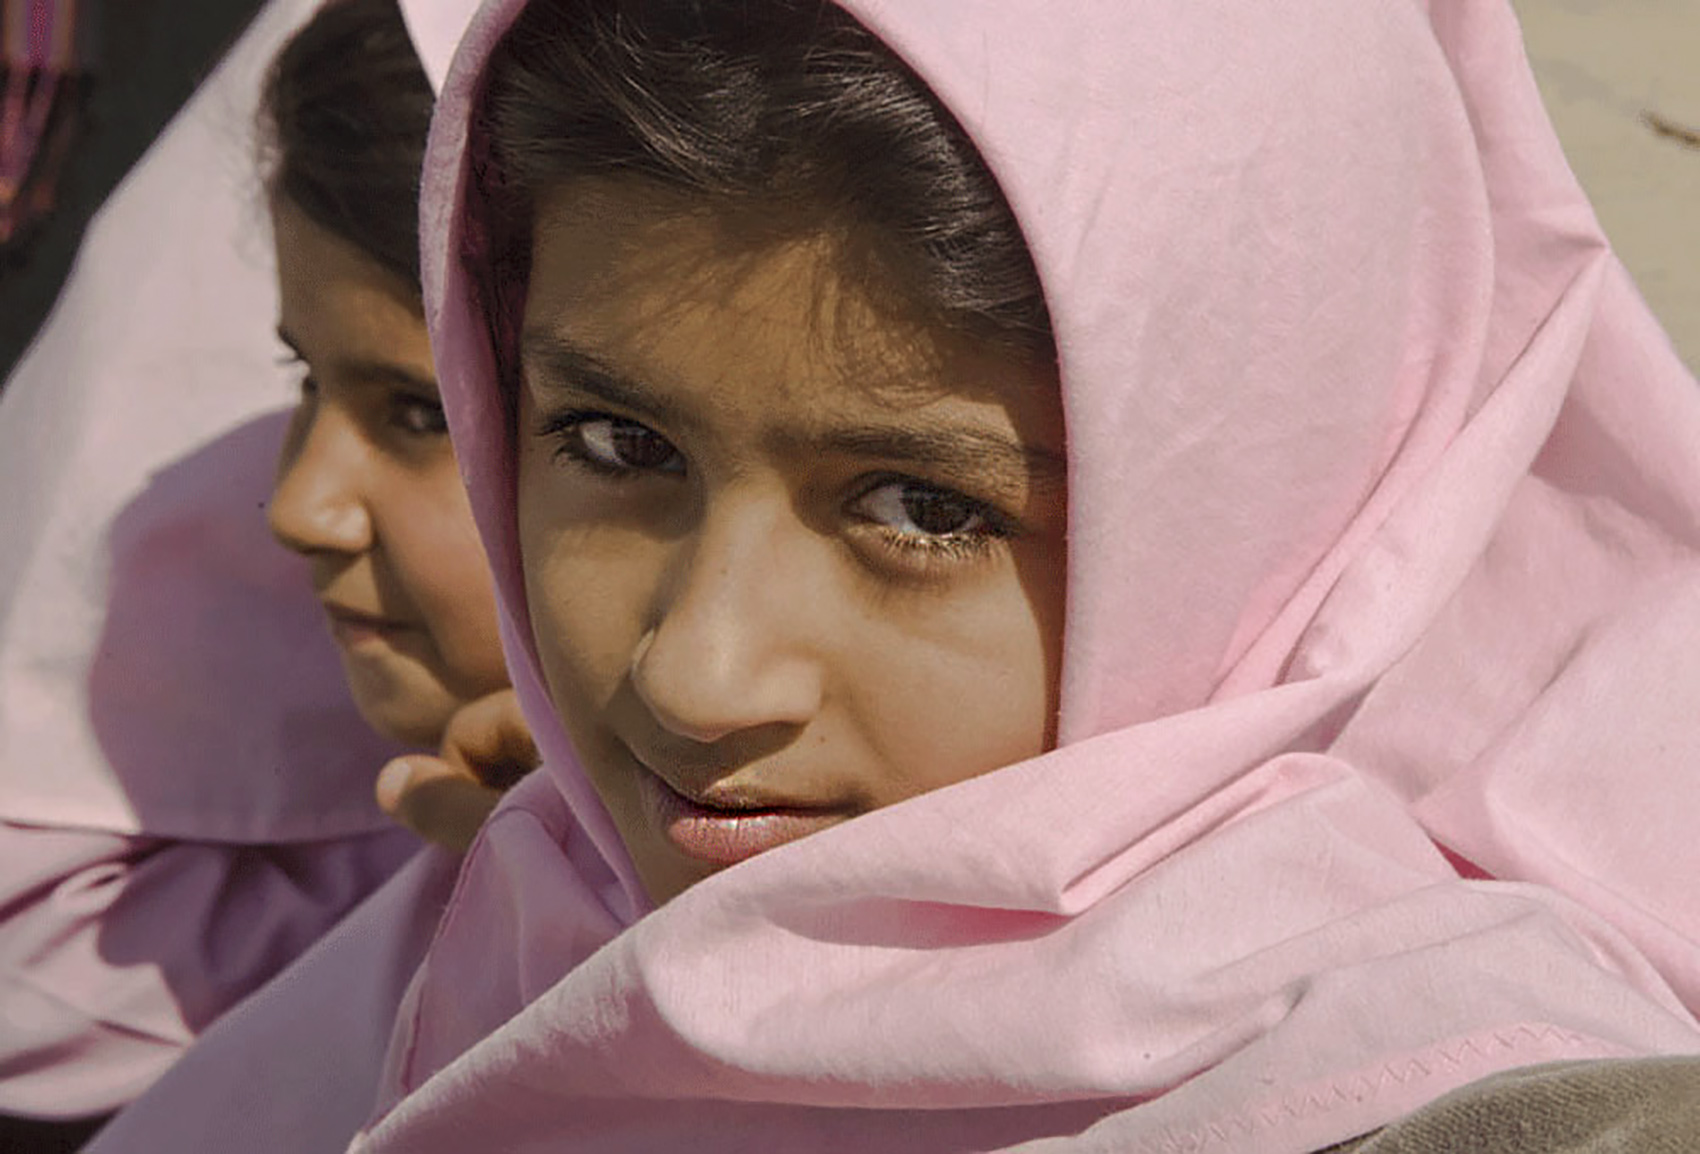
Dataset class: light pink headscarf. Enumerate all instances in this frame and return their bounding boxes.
[0,0,413,845]
[0,0,425,1118]
[57,1,484,1139]
[343,0,1700,1149]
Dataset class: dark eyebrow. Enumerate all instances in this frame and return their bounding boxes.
[519,330,691,430]
[819,425,1067,494]
[519,329,1065,492]
[275,325,439,395]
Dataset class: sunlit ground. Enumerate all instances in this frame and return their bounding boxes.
[1513,0,1700,367]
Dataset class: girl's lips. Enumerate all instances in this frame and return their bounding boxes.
[323,604,411,648]
[637,770,845,866]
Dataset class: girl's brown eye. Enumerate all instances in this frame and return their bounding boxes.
[573,416,684,474]
[391,394,448,436]
[856,480,988,539]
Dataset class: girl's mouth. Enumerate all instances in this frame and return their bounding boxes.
[636,770,846,866]
[323,603,411,648]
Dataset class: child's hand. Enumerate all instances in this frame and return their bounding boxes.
[374,688,538,852]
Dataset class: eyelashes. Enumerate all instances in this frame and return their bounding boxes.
[276,349,447,442]
[538,409,683,477]
[846,474,1014,569]
[388,394,448,436]
[533,408,1018,571]
[278,351,316,399]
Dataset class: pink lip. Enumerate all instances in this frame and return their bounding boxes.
[323,604,409,647]
[637,770,845,866]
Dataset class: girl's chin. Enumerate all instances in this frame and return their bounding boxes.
[620,822,723,908]
[631,856,720,908]
[344,671,459,749]
[359,705,451,750]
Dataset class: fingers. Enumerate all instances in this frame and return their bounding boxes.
[375,754,504,854]
[373,689,539,853]
[437,688,539,790]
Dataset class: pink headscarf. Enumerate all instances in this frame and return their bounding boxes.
[0,0,427,1118]
[0,0,401,848]
[357,0,1700,1149]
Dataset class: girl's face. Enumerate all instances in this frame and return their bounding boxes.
[518,181,1068,905]
[269,198,509,747]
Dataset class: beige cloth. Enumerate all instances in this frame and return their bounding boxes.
[1324,1057,1700,1153]
[1512,0,1700,368]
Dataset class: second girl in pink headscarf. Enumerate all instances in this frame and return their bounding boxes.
[0,1,505,1145]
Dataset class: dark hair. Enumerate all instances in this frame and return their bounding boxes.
[479,0,1052,358]
[259,0,434,290]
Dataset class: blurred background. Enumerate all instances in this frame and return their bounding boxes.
[1,1,264,382]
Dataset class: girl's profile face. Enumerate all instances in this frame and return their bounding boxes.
[268,198,509,747]
[517,180,1068,905]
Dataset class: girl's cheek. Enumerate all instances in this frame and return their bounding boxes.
[391,469,508,692]
[525,526,661,681]
[854,577,1058,799]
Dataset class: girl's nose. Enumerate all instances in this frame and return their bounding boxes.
[267,404,374,557]
[630,499,825,745]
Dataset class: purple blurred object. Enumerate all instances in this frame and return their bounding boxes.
[1,0,92,246]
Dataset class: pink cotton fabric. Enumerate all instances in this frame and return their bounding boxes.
[0,0,421,1118]
[397,0,476,94]
[349,0,1700,1150]
[82,847,462,1152]
[0,823,415,1116]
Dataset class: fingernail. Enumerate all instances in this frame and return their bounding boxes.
[375,757,417,813]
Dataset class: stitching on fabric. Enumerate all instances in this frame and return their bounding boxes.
[1126,1024,1622,1153]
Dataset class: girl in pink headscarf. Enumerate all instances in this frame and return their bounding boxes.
[261,0,519,829]
[88,0,1700,1150]
[0,1,509,1147]
[366,0,1700,1147]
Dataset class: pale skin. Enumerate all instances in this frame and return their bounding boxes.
[516,179,1069,906]
[268,199,526,850]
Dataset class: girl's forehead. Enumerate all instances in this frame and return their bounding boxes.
[528,178,858,315]
[522,179,1057,417]
[518,181,1065,489]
